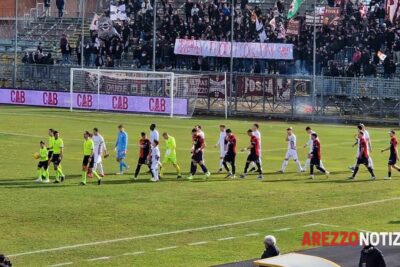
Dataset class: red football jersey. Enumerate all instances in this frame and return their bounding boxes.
[390,137,398,155]
[312,139,321,160]
[250,135,260,156]
[359,137,369,158]
[226,134,237,155]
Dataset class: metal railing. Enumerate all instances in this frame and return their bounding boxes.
[1,64,400,123]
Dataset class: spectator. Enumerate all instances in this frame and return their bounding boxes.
[95,53,104,67]
[37,42,43,53]
[59,34,71,65]
[359,245,386,267]
[0,254,12,267]
[105,55,114,68]
[261,235,280,259]
[43,0,51,17]
[363,61,377,77]
[383,57,396,78]
[56,0,65,18]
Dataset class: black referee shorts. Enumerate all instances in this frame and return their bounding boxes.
[82,155,94,168]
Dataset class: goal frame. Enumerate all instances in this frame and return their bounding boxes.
[70,68,176,118]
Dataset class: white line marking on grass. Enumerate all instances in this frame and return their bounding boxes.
[318,223,340,228]
[49,262,73,267]
[9,197,400,258]
[155,246,178,251]
[86,256,110,261]
[303,223,321,227]
[245,233,260,237]
[273,228,291,232]
[188,241,208,246]
[218,237,236,241]
[123,251,145,256]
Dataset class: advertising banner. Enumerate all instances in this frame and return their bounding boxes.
[174,39,293,60]
[0,89,188,115]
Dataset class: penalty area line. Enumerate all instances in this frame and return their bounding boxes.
[9,197,400,258]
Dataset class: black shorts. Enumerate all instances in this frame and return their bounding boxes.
[48,151,53,160]
[138,156,149,165]
[51,154,62,165]
[357,156,369,166]
[310,157,321,166]
[388,154,397,165]
[192,150,204,163]
[224,153,236,163]
[247,154,259,163]
[38,160,49,169]
[82,155,94,168]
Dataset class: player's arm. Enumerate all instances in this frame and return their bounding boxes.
[381,146,390,152]
[195,141,205,153]
[368,140,372,152]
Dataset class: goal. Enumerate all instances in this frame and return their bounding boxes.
[69,68,202,117]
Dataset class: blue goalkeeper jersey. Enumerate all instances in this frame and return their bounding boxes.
[115,131,128,151]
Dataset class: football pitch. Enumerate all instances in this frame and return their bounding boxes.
[0,105,399,267]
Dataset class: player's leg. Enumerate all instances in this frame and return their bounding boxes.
[365,158,376,180]
[134,160,143,179]
[280,151,290,172]
[218,150,224,172]
[35,164,43,183]
[231,157,236,176]
[292,151,303,172]
[81,156,88,185]
[187,160,197,180]
[41,161,50,183]
[241,155,252,178]
[386,164,392,180]
[173,162,182,178]
[309,163,314,179]
[199,160,210,177]
[89,159,101,185]
[255,158,263,179]
[222,160,230,173]
[304,153,311,171]
[349,163,360,179]
[151,162,159,182]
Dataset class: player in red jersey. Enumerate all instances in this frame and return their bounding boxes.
[187,128,210,180]
[133,132,152,180]
[348,131,376,180]
[222,129,237,178]
[381,130,400,180]
[309,133,329,179]
[240,129,263,180]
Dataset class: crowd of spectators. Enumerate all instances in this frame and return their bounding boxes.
[21,0,400,78]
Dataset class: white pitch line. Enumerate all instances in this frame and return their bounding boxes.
[8,197,400,258]
[245,233,260,237]
[273,228,292,232]
[123,251,145,256]
[218,237,236,241]
[188,241,208,246]
[155,246,178,251]
[303,223,321,227]
[49,262,73,267]
[86,256,110,262]
[318,223,340,228]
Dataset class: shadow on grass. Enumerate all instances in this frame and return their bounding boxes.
[388,220,400,224]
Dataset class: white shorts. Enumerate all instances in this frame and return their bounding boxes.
[151,161,159,169]
[285,149,298,160]
[219,149,226,158]
[94,154,102,163]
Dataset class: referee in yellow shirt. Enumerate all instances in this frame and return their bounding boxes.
[81,131,102,186]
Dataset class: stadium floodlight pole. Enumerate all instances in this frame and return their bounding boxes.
[13,0,18,87]
[152,0,157,71]
[312,0,317,121]
[80,0,85,67]
[229,0,234,117]
[224,71,228,119]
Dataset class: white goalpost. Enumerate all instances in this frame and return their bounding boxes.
[69,68,202,118]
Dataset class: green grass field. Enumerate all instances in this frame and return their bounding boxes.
[0,106,399,267]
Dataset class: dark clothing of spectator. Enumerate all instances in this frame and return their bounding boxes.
[261,245,280,259]
[359,246,386,267]
[363,63,377,77]
[56,0,65,18]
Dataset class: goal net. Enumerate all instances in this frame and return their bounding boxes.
[69,68,201,117]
